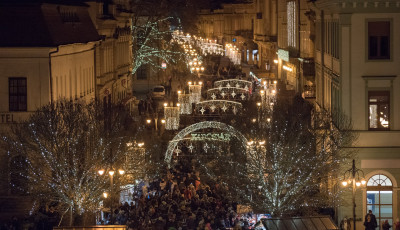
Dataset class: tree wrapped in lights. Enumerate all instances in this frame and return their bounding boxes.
[131,17,186,76]
[245,96,357,216]
[0,100,147,225]
[204,95,357,217]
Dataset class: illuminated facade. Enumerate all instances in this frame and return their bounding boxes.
[276,0,315,96]
[197,2,257,66]
[312,0,400,227]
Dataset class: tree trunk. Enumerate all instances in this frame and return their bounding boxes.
[69,207,73,226]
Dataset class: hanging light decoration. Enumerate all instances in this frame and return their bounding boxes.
[178,91,192,114]
[164,103,180,130]
[189,82,202,103]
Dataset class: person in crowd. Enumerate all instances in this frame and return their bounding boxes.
[364,210,378,230]
[382,220,392,230]
[394,218,400,230]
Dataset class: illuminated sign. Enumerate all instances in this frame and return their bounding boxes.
[277,49,289,62]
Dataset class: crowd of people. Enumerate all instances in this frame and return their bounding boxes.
[105,158,250,230]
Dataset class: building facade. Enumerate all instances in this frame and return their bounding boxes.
[311,0,400,228]
[0,0,135,220]
[86,0,133,105]
[276,0,315,96]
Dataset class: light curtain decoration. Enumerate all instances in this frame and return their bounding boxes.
[189,84,202,103]
[178,92,192,114]
[164,106,180,130]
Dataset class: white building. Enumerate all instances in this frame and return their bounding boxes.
[311,0,400,227]
[0,1,100,218]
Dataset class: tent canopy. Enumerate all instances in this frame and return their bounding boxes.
[258,216,338,230]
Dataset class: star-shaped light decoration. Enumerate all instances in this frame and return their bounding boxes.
[188,143,194,153]
[203,143,210,153]
[200,107,205,114]
[244,85,249,91]
[218,86,223,91]
[221,91,226,98]
[231,91,236,98]
[240,93,246,100]
[174,147,182,156]
[211,93,217,100]
[226,83,231,88]
[210,105,216,112]
[235,83,240,88]
[221,104,228,112]
[217,146,223,155]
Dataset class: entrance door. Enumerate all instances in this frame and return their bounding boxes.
[367,174,393,229]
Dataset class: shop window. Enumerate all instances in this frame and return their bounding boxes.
[9,77,27,111]
[367,174,393,227]
[368,91,390,130]
[368,21,390,60]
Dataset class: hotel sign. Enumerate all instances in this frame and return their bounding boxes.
[0,113,15,123]
[277,49,289,62]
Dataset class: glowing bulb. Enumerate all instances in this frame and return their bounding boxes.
[361,179,366,185]
[103,192,108,198]
[356,182,361,187]
[257,102,261,106]
[98,169,105,175]
[342,181,348,186]
[176,103,180,107]
[178,90,182,94]
[188,81,192,85]
[164,103,168,107]
[146,119,151,124]
[109,170,115,176]
[161,119,166,124]
[118,169,125,175]
[138,142,144,147]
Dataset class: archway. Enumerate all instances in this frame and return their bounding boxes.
[164,121,248,167]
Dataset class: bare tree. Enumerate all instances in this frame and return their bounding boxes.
[0,100,146,225]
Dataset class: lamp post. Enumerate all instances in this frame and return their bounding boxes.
[341,159,366,230]
[98,168,125,224]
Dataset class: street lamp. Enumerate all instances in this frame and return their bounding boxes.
[98,168,125,224]
[341,159,366,230]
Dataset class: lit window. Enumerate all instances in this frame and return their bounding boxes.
[367,174,393,226]
[368,91,390,130]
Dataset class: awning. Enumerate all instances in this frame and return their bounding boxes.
[258,216,338,230]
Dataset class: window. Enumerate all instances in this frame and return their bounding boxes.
[9,77,27,112]
[367,174,393,227]
[368,21,390,60]
[368,91,390,130]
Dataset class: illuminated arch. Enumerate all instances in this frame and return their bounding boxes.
[164,121,248,167]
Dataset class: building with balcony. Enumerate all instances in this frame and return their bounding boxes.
[311,0,400,227]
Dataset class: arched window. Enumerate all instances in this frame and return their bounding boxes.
[367,174,393,227]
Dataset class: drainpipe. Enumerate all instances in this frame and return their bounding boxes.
[49,46,59,104]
